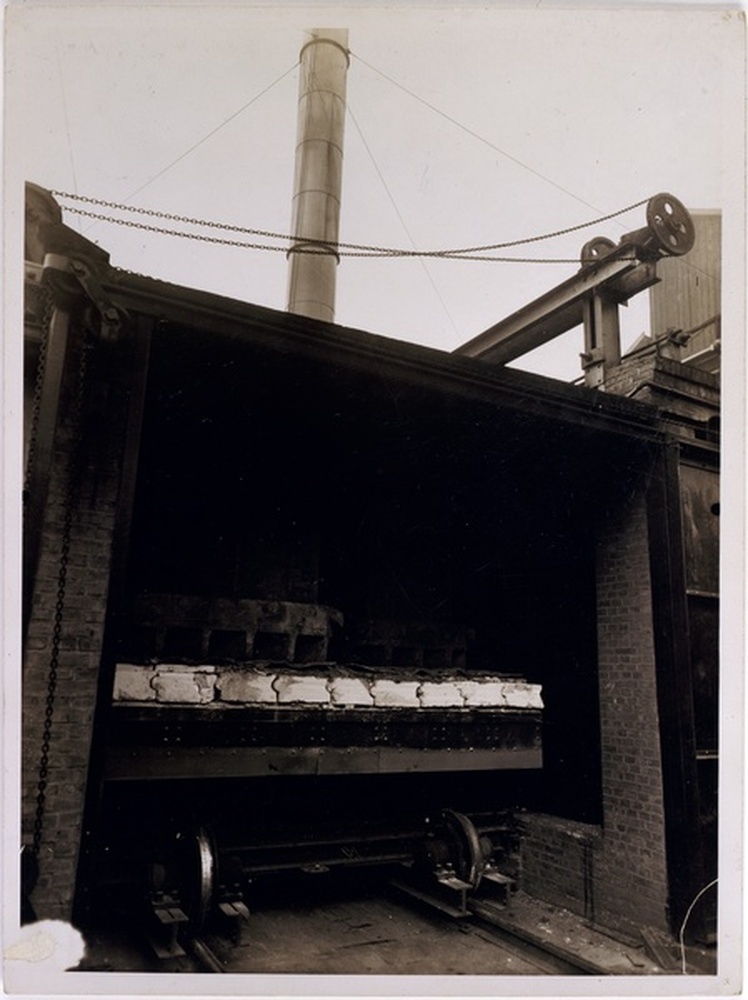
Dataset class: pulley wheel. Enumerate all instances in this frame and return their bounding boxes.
[580,236,616,266]
[646,193,695,256]
[442,810,485,889]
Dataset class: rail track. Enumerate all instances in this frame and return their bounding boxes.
[158,880,593,976]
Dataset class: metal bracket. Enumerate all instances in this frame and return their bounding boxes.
[42,252,129,342]
[148,893,189,958]
[478,867,517,905]
[390,872,473,919]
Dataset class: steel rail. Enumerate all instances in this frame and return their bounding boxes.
[186,935,226,973]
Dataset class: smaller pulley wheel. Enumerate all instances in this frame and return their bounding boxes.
[442,809,485,889]
[646,193,695,256]
[580,237,616,266]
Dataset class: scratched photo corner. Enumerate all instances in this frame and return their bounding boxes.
[3,2,745,996]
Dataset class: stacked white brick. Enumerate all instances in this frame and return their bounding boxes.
[112,664,543,710]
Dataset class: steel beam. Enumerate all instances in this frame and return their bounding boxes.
[104,744,542,781]
[455,253,659,366]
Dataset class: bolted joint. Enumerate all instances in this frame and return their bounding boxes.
[666,328,690,347]
[98,306,130,345]
[580,347,604,369]
[44,253,131,343]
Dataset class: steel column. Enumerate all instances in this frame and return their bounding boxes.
[646,442,707,936]
[581,292,622,388]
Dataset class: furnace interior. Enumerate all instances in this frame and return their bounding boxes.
[105,319,660,830]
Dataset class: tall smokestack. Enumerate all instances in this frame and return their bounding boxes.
[286,28,349,323]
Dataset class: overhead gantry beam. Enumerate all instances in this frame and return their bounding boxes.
[454,251,659,367]
[454,193,695,388]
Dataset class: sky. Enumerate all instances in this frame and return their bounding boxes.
[3,2,744,382]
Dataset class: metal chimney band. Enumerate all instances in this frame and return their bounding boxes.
[298,36,351,66]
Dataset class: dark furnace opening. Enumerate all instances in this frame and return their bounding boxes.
[112,319,639,827]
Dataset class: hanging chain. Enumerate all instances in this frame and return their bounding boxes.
[24,277,55,502]
[31,327,91,860]
[40,206,599,263]
[51,189,648,261]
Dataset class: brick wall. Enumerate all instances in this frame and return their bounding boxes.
[22,319,132,922]
[594,487,669,931]
[519,813,599,919]
[604,351,656,397]
[519,485,670,935]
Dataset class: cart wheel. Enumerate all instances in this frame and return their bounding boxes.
[442,810,485,889]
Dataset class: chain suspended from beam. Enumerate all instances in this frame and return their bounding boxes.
[51,190,648,261]
[32,326,92,862]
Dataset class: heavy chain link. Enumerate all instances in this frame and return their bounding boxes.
[31,328,91,861]
[24,277,55,502]
[51,189,648,262]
